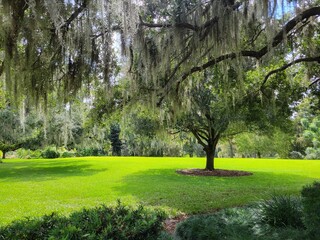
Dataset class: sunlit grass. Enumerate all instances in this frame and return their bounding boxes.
[0,157,319,225]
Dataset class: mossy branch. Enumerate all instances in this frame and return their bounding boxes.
[261,56,320,88]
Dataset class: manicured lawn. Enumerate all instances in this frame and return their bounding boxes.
[0,157,319,225]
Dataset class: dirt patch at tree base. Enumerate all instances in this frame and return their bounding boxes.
[176,169,253,177]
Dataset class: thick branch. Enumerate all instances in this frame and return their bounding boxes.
[60,0,88,30]
[190,129,208,147]
[310,78,320,87]
[258,7,320,57]
[261,56,320,87]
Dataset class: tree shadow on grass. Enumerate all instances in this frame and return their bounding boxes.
[115,168,318,214]
[0,160,107,182]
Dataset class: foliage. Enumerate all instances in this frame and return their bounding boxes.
[41,148,60,159]
[301,181,320,237]
[75,148,106,157]
[235,129,293,158]
[301,117,320,159]
[259,195,304,228]
[109,123,122,156]
[0,107,44,158]
[60,151,76,158]
[16,148,42,159]
[0,202,166,240]
[0,108,22,158]
[43,96,86,149]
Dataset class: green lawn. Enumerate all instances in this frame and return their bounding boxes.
[0,157,319,225]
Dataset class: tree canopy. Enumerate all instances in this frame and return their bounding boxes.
[0,1,319,101]
[0,0,320,168]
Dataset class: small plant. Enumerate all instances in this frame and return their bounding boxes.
[60,151,75,158]
[41,148,60,159]
[259,195,304,228]
[301,181,320,237]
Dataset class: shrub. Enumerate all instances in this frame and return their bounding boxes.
[16,148,42,159]
[175,208,257,240]
[41,148,60,159]
[75,148,106,157]
[289,151,304,159]
[60,151,75,158]
[301,181,320,237]
[0,202,166,240]
[259,195,304,228]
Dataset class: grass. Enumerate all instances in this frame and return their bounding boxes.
[0,157,319,225]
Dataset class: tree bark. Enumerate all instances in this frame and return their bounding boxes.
[204,137,219,171]
[2,151,6,159]
[205,147,215,171]
[228,138,234,158]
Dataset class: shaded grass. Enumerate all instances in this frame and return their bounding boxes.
[0,157,319,225]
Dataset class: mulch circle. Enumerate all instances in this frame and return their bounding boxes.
[176,168,253,177]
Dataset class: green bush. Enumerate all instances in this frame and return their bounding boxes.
[41,148,60,159]
[175,208,257,240]
[16,148,42,159]
[259,195,304,228]
[175,200,311,240]
[75,148,106,157]
[0,202,166,240]
[301,181,320,237]
[60,151,75,158]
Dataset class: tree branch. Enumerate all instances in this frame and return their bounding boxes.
[261,56,320,88]
[190,129,208,147]
[139,18,199,31]
[0,61,4,77]
[309,78,320,87]
[60,0,88,31]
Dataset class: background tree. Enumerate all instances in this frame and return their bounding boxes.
[301,117,320,159]
[0,106,43,160]
[109,123,122,156]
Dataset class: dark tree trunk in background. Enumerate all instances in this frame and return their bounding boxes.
[257,151,261,158]
[2,151,6,159]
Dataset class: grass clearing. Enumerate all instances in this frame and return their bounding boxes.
[0,157,319,225]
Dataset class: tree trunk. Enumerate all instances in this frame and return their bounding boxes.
[2,151,6,160]
[205,148,215,171]
[205,137,219,171]
[228,138,234,158]
[257,151,261,158]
